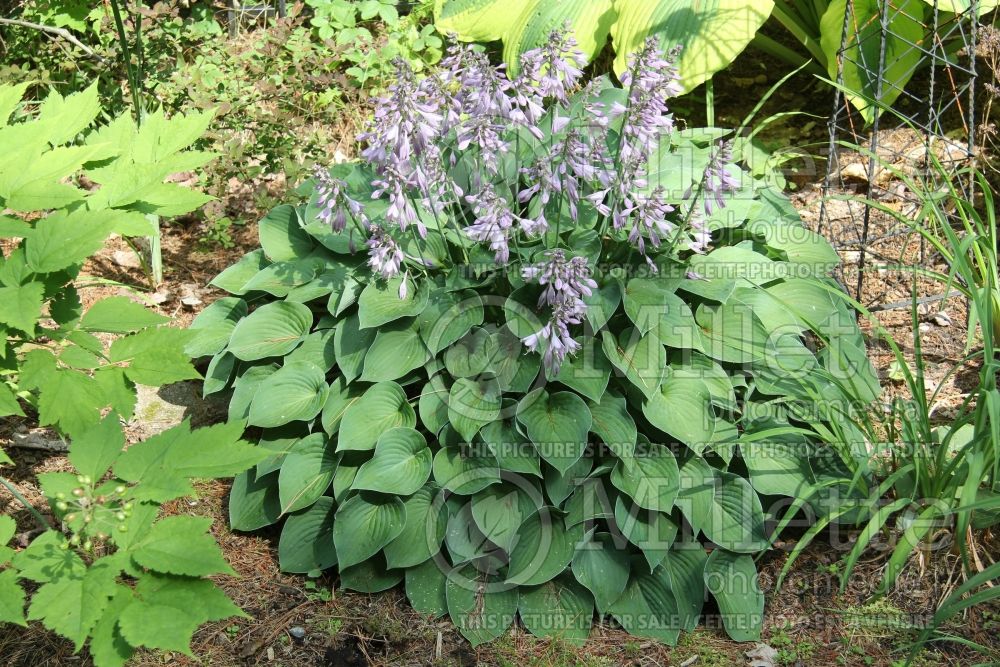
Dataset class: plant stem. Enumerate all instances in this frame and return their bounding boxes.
[0,476,52,530]
[0,18,106,61]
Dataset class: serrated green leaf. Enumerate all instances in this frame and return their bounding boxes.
[26,554,121,650]
[0,282,43,333]
[109,327,200,386]
[131,515,235,577]
[0,569,26,627]
[12,530,82,582]
[68,412,124,482]
[81,296,169,333]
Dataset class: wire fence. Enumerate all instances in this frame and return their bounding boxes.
[817,0,981,311]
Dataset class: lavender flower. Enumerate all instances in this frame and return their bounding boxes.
[366,225,405,279]
[313,166,367,232]
[371,166,425,237]
[701,140,740,215]
[615,41,683,166]
[463,185,521,264]
[628,187,675,259]
[518,27,588,105]
[688,213,712,254]
[521,250,597,374]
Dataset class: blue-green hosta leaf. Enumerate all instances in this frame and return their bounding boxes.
[572,531,631,615]
[480,415,542,477]
[611,0,773,93]
[340,559,403,593]
[449,375,502,443]
[278,433,337,514]
[333,494,406,570]
[80,296,169,333]
[361,318,431,382]
[352,427,432,495]
[285,328,337,371]
[228,364,277,421]
[186,297,248,358]
[227,301,312,361]
[608,564,682,645]
[432,445,501,495]
[278,496,337,574]
[229,468,281,531]
[248,361,329,428]
[624,277,702,350]
[506,509,584,586]
[258,204,314,261]
[470,483,537,552]
[406,558,448,618]
[518,573,594,646]
[515,388,592,474]
[642,374,719,452]
[564,477,615,527]
[601,328,666,399]
[321,377,364,435]
[613,496,678,572]
[661,542,708,632]
[338,381,416,452]
[443,327,497,378]
[446,564,519,647]
[704,549,764,641]
[384,484,448,569]
[695,301,769,364]
[587,392,636,460]
[584,277,622,333]
[357,275,430,328]
[418,374,451,437]
[551,336,611,402]
[333,312,375,384]
[210,249,269,295]
[692,470,767,553]
[544,455,592,508]
[610,444,680,514]
[417,288,484,355]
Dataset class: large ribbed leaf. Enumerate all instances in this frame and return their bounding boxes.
[661,542,708,631]
[515,388,592,474]
[277,433,337,514]
[518,574,594,645]
[357,276,429,329]
[360,319,430,382]
[608,566,682,645]
[434,0,534,41]
[446,565,518,647]
[332,494,405,570]
[572,531,630,614]
[227,301,311,361]
[506,510,583,586]
[338,381,416,452]
[448,376,502,443]
[611,0,774,93]
[610,444,680,514]
[704,549,763,641]
[351,427,432,496]
[247,361,329,428]
[613,496,678,572]
[384,484,447,569]
[503,0,615,75]
[278,497,337,574]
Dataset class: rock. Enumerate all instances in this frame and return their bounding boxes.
[932,311,953,327]
[746,643,778,667]
[112,250,142,269]
[289,626,306,639]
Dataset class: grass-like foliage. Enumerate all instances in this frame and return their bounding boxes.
[0,83,266,665]
[197,34,880,646]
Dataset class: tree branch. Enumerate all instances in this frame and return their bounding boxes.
[0,17,106,62]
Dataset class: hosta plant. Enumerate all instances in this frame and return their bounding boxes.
[197,34,880,646]
[0,83,264,664]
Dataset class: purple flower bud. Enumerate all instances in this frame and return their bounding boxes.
[701,140,740,215]
[366,225,405,280]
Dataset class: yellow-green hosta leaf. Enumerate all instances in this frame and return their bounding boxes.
[612,0,775,93]
[503,0,616,75]
[434,0,535,42]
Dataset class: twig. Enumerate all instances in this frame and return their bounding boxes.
[0,18,106,62]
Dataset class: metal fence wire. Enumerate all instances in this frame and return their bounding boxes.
[817,0,980,310]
